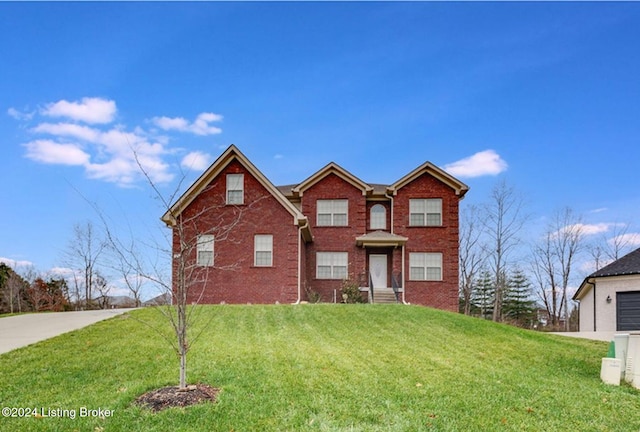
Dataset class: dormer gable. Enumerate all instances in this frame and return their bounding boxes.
[389,161,469,198]
[291,162,373,198]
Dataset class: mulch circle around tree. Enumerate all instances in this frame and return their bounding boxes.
[134,384,220,412]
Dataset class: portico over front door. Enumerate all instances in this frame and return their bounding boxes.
[369,254,388,289]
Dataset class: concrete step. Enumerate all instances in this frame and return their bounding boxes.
[371,289,397,304]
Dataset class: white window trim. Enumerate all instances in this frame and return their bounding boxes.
[226,173,244,205]
[409,199,442,226]
[196,234,214,267]
[316,252,348,279]
[317,199,348,226]
[254,234,273,267]
[409,252,442,281]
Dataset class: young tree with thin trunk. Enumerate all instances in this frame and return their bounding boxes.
[97,152,256,390]
[482,180,527,322]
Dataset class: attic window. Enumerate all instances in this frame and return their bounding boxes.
[226,174,244,205]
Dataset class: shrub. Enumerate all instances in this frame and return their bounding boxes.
[340,279,365,303]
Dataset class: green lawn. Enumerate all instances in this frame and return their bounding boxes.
[0,305,638,431]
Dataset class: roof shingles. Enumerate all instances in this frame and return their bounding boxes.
[590,247,640,278]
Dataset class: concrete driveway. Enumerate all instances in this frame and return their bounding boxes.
[0,309,133,355]
[550,331,615,342]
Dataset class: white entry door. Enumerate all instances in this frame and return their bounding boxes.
[370,254,388,289]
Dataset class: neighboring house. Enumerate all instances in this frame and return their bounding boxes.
[573,247,640,332]
[161,145,469,311]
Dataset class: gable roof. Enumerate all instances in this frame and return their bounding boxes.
[390,161,469,198]
[291,162,373,197]
[161,145,310,238]
[573,247,640,300]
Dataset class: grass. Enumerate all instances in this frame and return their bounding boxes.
[0,304,638,431]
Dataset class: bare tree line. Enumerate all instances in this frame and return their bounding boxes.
[459,180,637,330]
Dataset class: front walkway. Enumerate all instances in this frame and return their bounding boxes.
[0,309,133,355]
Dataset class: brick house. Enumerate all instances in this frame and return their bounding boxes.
[161,145,469,311]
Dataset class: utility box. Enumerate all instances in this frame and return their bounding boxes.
[614,334,629,379]
[625,333,640,388]
[601,358,622,385]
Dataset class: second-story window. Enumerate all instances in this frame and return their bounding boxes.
[226,174,244,205]
[409,199,442,226]
[317,199,348,226]
[370,204,386,230]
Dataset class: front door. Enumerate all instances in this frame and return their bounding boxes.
[370,254,388,289]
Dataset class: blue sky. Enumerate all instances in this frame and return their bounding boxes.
[1,2,639,297]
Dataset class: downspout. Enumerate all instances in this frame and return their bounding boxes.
[385,190,395,234]
[401,244,408,304]
[387,189,408,304]
[592,280,597,332]
[294,218,309,304]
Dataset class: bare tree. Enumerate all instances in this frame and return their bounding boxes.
[459,205,486,315]
[532,208,584,330]
[96,152,258,390]
[590,222,638,271]
[482,180,527,322]
[63,221,107,308]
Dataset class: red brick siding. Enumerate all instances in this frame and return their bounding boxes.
[393,174,460,311]
[301,174,367,302]
[173,160,300,304]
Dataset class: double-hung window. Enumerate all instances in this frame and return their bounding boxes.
[409,253,442,281]
[317,200,348,226]
[409,199,442,226]
[196,234,214,267]
[316,252,348,279]
[254,235,273,267]
[226,174,244,205]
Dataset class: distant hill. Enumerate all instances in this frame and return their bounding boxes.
[143,292,172,306]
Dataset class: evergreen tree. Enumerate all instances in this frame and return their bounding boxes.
[503,267,537,328]
[472,268,494,320]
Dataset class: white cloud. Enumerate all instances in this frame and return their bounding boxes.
[153,116,190,131]
[557,223,611,237]
[181,151,211,171]
[152,112,222,136]
[24,140,90,166]
[609,233,640,247]
[0,257,34,268]
[19,97,222,187]
[32,122,100,142]
[7,107,34,121]
[444,149,508,178]
[41,97,116,124]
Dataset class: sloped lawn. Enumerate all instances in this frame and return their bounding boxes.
[1,305,638,431]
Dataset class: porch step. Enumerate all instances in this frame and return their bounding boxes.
[371,288,397,304]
